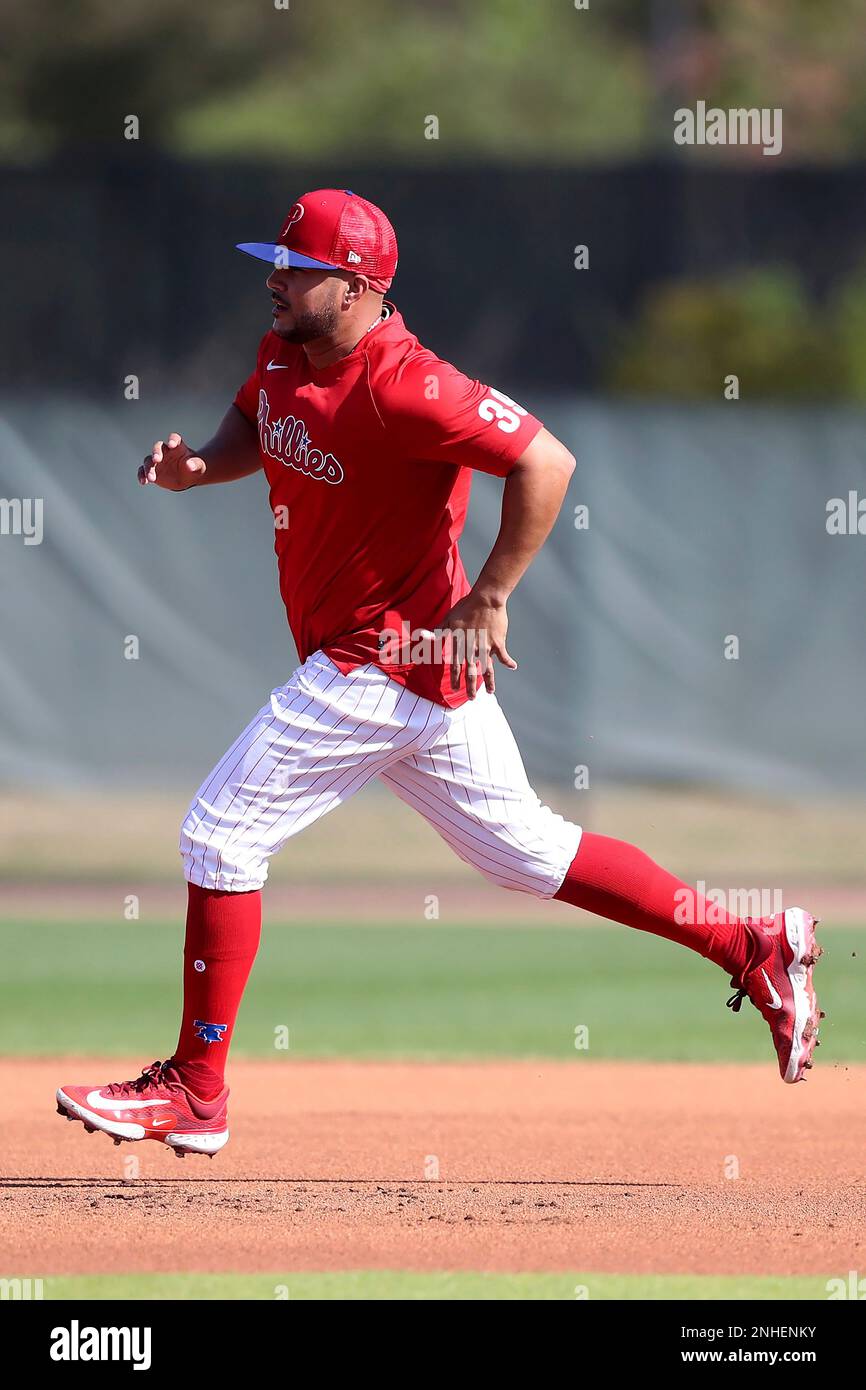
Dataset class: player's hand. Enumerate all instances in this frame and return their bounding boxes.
[138,434,207,490]
[442,590,517,699]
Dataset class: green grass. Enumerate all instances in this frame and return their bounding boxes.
[34,1271,836,1301]
[1,921,862,1063]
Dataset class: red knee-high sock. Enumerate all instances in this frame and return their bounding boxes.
[554,832,750,976]
[172,883,262,1096]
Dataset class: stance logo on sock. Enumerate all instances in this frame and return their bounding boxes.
[194,959,206,972]
[193,1021,227,1044]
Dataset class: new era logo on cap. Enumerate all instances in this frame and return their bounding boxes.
[237,189,398,290]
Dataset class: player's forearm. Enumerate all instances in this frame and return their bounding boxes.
[193,406,263,486]
[473,429,575,602]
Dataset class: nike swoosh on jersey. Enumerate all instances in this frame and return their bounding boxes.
[266,360,290,371]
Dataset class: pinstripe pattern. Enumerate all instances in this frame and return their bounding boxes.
[378,689,581,897]
[180,649,581,895]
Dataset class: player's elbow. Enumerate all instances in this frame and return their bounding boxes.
[556,444,577,481]
[540,437,576,489]
[513,428,576,484]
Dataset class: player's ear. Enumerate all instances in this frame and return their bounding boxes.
[342,273,371,308]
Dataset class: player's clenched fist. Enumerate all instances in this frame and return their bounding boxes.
[138,433,207,490]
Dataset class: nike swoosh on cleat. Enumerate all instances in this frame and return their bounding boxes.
[760,968,784,1010]
[86,1090,171,1111]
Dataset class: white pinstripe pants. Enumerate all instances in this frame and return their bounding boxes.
[180,650,582,897]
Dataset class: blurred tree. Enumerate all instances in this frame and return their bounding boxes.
[830,263,866,399]
[172,0,651,162]
[657,0,866,161]
[0,0,650,160]
[1,0,863,161]
[606,269,845,399]
[0,0,276,155]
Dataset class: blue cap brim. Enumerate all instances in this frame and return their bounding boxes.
[235,242,340,271]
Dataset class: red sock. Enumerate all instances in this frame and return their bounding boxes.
[554,832,751,976]
[173,883,262,1096]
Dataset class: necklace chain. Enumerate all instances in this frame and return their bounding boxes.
[362,308,386,337]
[346,305,389,358]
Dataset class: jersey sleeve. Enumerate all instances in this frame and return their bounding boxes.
[232,336,268,424]
[385,357,543,477]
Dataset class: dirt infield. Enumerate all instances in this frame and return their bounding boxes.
[3,1059,865,1277]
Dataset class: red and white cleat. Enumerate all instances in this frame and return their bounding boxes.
[56,1060,229,1156]
[726,908,823,1084]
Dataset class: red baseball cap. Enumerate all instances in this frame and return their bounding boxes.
[237,188,398,291]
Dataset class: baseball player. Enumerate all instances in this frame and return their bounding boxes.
[57,190,821,1156]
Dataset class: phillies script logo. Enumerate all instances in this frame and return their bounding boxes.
[257,389,345,485]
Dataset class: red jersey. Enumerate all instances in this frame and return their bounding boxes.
[233,304,543,707]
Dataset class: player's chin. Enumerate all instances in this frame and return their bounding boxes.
[274,322,318,345]
[271,314,304,342]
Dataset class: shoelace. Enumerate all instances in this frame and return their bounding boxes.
[725,917,762,1014]
[102,1060,170,1098]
